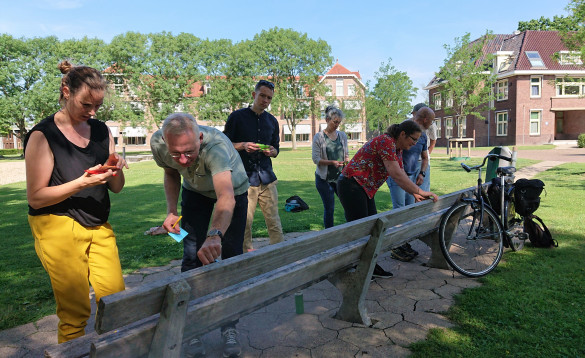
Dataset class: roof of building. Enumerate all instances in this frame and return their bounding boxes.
[425,30,585,89]
[324,61,362,79]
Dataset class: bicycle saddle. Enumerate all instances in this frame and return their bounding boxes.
[497,166,516,176]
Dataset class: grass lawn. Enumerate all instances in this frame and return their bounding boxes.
[1,148,584,356]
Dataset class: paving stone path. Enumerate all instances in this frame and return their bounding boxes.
[1,143,581,357]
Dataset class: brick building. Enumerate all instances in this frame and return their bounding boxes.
[425,30,585,147]
[104,61,366,152]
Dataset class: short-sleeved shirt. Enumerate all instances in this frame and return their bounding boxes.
[342,134,403,199]
[150,126,249,199]
[223,107,280,186]
[402,131,428,175]
[425,122,438,159]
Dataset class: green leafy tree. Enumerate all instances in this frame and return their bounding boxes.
[195,39,257,125]
[518,15,579,32]
[435,32,497,137]
[0,35,62,143]
[253,27,333,149]
[365,58,417,134]
[559,0,585,65]
[108,31,203,130]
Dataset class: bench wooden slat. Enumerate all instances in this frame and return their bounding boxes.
[88,206,453,357]
[96,187,469,335]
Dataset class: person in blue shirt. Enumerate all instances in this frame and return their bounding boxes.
[224,80,284,252]
[386,107,435,261]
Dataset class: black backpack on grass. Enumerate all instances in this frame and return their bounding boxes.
[514,179,545,217]
[285,195,309,212]
[524,214,558,248]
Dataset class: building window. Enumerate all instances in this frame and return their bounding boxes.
[343,100,361,110]
[434,118,442,139]
[531,76,542,97]
[530,111,541,135]
[526,51,546,68]
[445,93,453,108]
[336,79,344,96]
[556,77,585,96]
[123,126,147,146]
[283,124,311,142]
[456,116,466,137]
[445,117,453,138]
[344,123,363,140]
[347,84,356,96]
[496,80,508,101]
[204,83,211,94]
[433,92,441,110]
[559,51,583,65]
[496,112,508,136]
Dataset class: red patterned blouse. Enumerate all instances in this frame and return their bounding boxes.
[341,134,403,199]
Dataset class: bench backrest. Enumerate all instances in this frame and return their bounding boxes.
[47,187,473,357]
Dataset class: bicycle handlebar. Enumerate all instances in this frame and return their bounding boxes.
[460,153,512,172]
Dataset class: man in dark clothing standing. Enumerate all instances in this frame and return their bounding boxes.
[224,80,284,252]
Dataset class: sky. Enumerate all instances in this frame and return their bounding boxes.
[0,0,571,103]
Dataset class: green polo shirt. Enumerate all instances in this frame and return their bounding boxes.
[150,126,249,199]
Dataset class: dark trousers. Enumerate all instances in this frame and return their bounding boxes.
[180,187,248,331]
[180,188,248,271]
[337,174,377,222]
[315,173,339,228]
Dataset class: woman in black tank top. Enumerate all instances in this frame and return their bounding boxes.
[23,61,128,343]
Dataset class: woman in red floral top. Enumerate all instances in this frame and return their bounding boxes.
[337,120,438,278]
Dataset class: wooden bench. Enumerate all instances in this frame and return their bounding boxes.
[45,187,473,358]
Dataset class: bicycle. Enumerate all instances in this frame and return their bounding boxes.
[438,153,528,277]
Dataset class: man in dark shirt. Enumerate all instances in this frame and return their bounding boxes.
[224,80,284,251]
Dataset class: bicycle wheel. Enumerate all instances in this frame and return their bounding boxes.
[505,199,525,251]
[439,201,504,277]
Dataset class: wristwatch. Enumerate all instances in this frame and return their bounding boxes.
[206,229,224,239]
[419,171,426,177]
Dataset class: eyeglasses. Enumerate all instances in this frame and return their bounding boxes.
[170,151,196,159]
[257,80,275,90]
[408,135,420,143]
[331,120,342,125]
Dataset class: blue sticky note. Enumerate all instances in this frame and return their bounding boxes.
[168,228,188,242]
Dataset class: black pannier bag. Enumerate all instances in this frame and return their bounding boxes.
[514,179,545,217]
[524,214,558,248]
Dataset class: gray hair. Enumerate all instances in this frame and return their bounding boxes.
[162,113,199,139]
[325,105,344,121]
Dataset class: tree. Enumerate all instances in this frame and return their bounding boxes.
[518,15,579,32]
[0,35,62,143]
[253,27,333,149]
[435,32,497,137]
[365,58,417,134]
[559,0,585,65]
[195,39,257,125]
[108,31,203,131]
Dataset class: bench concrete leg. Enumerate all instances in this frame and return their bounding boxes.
[148,279,191,358]
[419,231,450,270]
[329,217,388,326]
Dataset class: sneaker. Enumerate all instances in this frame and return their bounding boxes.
[391,246,415,262]
[371,264,393,279]
[185,337,206,358]
[221,327,241,357]
[403,243,419,257]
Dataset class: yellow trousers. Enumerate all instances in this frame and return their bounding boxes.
[28,214,125,343]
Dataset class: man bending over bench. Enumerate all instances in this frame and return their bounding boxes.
[150,113,250,358]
